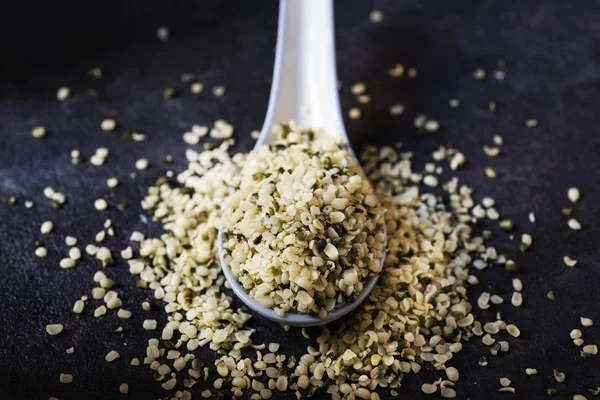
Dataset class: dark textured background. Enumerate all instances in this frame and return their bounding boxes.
[1,0,600,399]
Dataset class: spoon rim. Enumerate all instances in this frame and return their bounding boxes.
[218,226,385,327]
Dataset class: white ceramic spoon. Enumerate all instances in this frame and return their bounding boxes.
[218,0,385,327]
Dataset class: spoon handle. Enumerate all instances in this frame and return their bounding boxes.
[257,0,347,148]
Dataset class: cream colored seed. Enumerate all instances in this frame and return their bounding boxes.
[65,236,77,246]
[506,324,520,337]
[445,367,459,381]
[135,158,149,170]
[69,247,81,260]
[94,305,107,317]
[583,344,598,355]
[73,300,84,313]
[473,68,486,80]
[568,187,580,202]
[119,383,129,394]
[512,278,523,291]
[59,373,73,384]
[553,369,565,383]
[369,10,383,23]
[46,324,64,336]
[349,107,361,119]
[106,350,120,362]
[568,218,581,230]
[573,395,588,400]
[213,86,225,97]
[191,82,204,94]
[143,319,157,330]
[41,221,54,234]
[57,86,70,100]
[483,145,500,157]
[107,177,119,188]
[421,383,437,394]
[424,120,440,132]
[408,68,417,78]
[528,212,536,223]
[500,377,511,387]
[35,247,48,258]
[440,387,456,398]
[157,26,169,41]
[101,119,116,132]
[94,199,108,211]
[485,167,497,178]
[581,317,593,327]
[525,119,538,128]
[564,256,577,267]
[389,104,404,116]
[59,258,76,269]
[31,126,47,139]
[511,292,522,307]
[525,368,537,375]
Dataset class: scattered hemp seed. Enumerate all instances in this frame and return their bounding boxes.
[581,317,593,327]
[31,126,47,139]
[348,107,361,119]
[529,212,536,223]
[473,68,487,80]
[35,247,48,258]
[107,177,119,188]
[135,158,149,171]
[105,350,120,362]
[59,257,75,269]
[483,145,500,157]
[421,383,437,394]
[25,200,34,208]
[66,347,74,354]
[553,369,566,383]
[157,26,169,41]
[389,104,404,116]
[45,324,64,336]
[485,167,498,178]
[369,10,383,23]
[213,86,225,97]
[163,87,177,98]
[488,101,497,112]
[387,64,404,77]
[570,329,582,339]
[408,68,417,78]
[56,86,70,101]
[191,82,204,94]
[568,187,580,202]
[568,218,582,230]
[143,319,157,330]
[561,207,573,216]
[520,233,533,251]
[583,345,598,355]
[94,305,107,317]
[500,377,511,387]
[59,373,73,384]
[101,119,116,132]
[547,291,556,300]
[118,202,128,211]
[88,67,102,79]
[41,221,54,234]
[73,300,84,313]
[119,383,129,394]
[449,98,461,108]
[65,236,77,246]
[250,130,260,139]
[547,387,558,395]
[424,120,440,132]
[573,395,588,400]
[564,256,577,267]
[351,82,366,95]
[118,309,132,319]
[357,95,370,104]
[94,199,108,211]
[493,135,504,145]
[525,368,537,375]
[505,260,519,272]
[506,324,521,337]
[525,119,539,128]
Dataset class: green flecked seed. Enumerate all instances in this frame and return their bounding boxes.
[164,88,177,98]
[561,207,572,216]
[505,260,519,273]
[118,202,128,210]
[547,291,556,300]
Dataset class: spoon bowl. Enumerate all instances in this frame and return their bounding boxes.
[218,0,386,327]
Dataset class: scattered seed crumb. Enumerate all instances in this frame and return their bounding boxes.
[348,107,361,119]
[45,324,64,336]
[568,218,581,230]
[31,126,47,139]
[568,187,580,202]
[485,167,497,178]
[41,220,54,234]
[59,373,73,384]
[564,256,577,267]
[547,290,556,300]
[135,159,149,171]
[157,26,169,41]
[449,98,461,108]
[369,10,383,23]
[35,247,48,258]
[57,86,70,101]
[525,368,537,375]
[424,120,440,132]
[474,68,487,80]
[101,119,116,132]
[119,383,129,394]
[105,350,121,362]
[213,86,225,97]
[525,119,538,128]
[387,64,404,77]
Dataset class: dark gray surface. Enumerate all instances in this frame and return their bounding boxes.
[1,0,600,399]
